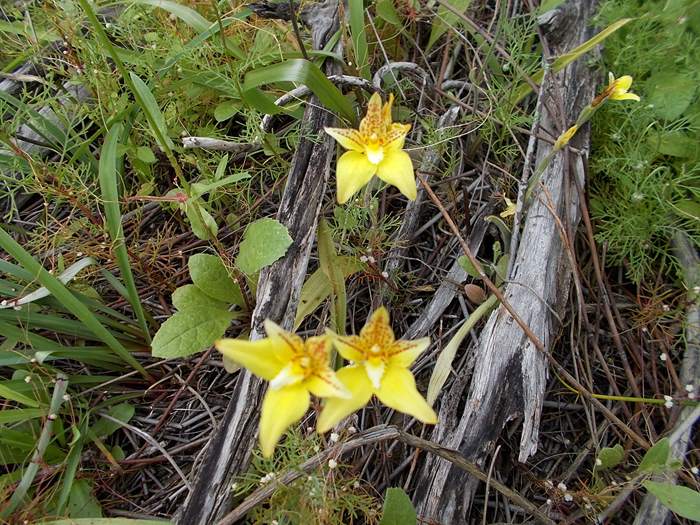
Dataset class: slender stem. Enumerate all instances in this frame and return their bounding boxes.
[288,0,309,60]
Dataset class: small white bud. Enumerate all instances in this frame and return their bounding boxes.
[691,466,699,475]
[557,482,567,491]
[330,432,339,443]
[231,482,238,490]
[595,458,602,466]
[62,394,71,401]
[662,304,670,312]
[368,256,376,264]
[381,271,389,279]
[689,392,696,400]
[328,459,338,469]
[353,480,360,488]
[348,426,357,434]
[660,353,668,361]
[360,255,368,262]
[546,499,552,505]
[665,399,674,408]
[544,480,554,489]
[664,395,673,401]
[685,384,694,392]
[48,413,57,420]
[564,493,573,502]
[24,375,32,383]
[76,252,83,257]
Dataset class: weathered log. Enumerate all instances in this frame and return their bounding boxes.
[414,1,599,521]
[633,231,700,525]
[175,3,341,523]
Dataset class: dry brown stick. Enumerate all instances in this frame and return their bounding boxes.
[417,173,649,450]
[217,426,556,525]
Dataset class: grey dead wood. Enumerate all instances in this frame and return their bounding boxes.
[414,1,599,521]
[633,231,700,525]
[175,3,341,523]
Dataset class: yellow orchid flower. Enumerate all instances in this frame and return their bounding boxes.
[500,197,516,219]
[325,93,415,204]
[593,72,640,107]
[553,124,578,151]
[317,307,437,433]
[216,321,350,458]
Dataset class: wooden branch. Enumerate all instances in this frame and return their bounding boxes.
[414,1,599,521]
[175,3,341,523]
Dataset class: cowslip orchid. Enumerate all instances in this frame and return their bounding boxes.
[317,307,437,433]
[325,93,416,204]
[216,322,349,458]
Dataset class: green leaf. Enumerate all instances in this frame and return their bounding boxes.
[99,123,151,342]
[318,219,347,334]
[0,408,46,424]
[243,59,356,123]
[151,307,233,358]
[294,256,364,330]
[457,255,481,279]
[427,294,498,406]
[136,146,157,164]
[172,284,228,311]
[428,0,472,51]
[349,0,370,79]
[190,172,251,198]
[184,198,218,240]
[0,382,40,407]
[376,0,402,26]
[188,254,244,306]
[646,72,696,120]
[651,130,699,158]
[674,199,700,221]
[90,403,135,439]
[235,218,293,275]
[67,479,102,518]
[379,487,417,525]
[637,438,671,473]
[596,444,625,471]
[214,100,241,122]
[128,72,175,151]
[643,481,700,521]
[129,0,212,32]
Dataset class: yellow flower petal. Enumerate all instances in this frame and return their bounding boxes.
[215,338,285,381]
[360,92,383,136]
[500,197,516,219]
[364,359,386,389]
[388,337,430,368]
[381,92,394,127]
[263,319,299,361]
[324,127,365,152]
[270,363,304,390]
[332,335,365,362]
[376,150,416,200]
[553,125,578,151]
[385,123,411,151]
[259,384,310,458]
[336,151,377,204]
[610,92,640,102]
[316,365,373,433]
[306,367,351,398]
[613,75,633,91]
[376,366,437,424]
[359,307,395,347]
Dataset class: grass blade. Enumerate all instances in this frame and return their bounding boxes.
[510,17,634,104]
[129,0,212,32]
[349,0,370,80]
[0,227,148,377]
[243,59,356,123]
[317,219,347,335]
[426,294,498,406]
[0,374,68,519]
[98,123,151,342]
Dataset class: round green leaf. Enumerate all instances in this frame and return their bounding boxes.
[151,307,234,358]
[235,218,293,275]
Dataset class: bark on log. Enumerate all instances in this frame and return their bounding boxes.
[414,1,599,521]
[176,3,341,523]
